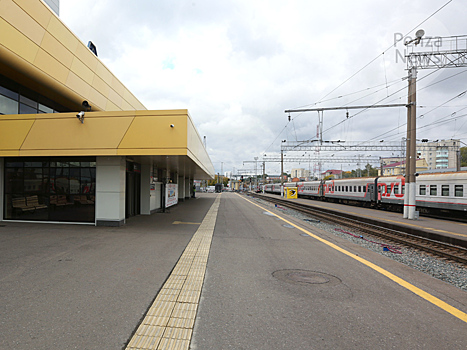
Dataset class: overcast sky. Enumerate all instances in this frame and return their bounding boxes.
[61,0,467,176]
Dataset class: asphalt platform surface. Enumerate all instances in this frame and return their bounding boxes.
[1,192,467,349]
[0,195,215,349]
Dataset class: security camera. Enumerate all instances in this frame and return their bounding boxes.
[76,111,85,123]
[170,124,174,128]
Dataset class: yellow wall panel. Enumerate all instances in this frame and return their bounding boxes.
[46,16,79,54]
[0,17,39,63]
[107,88,123,109]
[95,61,114,86]
[75,44,98,72]
[0,0,46,46]
[40,32,73,68]
[13,0,53,29]
[34,48,69,84]
[105,100,120,111]
[117,149,187,156]
[91,74,110,98]
[0,119,34,150]
[20,115,134,151]
[66,71,91,100]
[121,99,135,111]
[118,115,188,150]
[111,77,126,96]
[70,57,94,85]
[87,87,107,111]
[20,149,118,157]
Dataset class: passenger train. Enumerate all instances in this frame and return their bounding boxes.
[263,172,467,220]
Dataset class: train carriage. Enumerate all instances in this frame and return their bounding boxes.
[415,172,467,215]
[323,177,376,204]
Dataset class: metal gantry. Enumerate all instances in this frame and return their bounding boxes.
[280,140,455,152]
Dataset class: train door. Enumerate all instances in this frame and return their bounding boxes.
[367,183,375,201]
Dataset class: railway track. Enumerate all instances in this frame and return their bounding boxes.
[247,192,467,266]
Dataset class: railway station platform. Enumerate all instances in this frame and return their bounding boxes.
[1,192,466,349]
[258,191,467,246]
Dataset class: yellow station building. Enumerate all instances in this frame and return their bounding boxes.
[0,0,215,225]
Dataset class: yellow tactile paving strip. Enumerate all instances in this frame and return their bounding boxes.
[126,194,220,350]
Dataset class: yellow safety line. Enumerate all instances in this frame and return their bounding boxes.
[172,221,202,225]
[239,194,467,324]
[126,194,221,350]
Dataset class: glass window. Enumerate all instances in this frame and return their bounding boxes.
[419,185,426,195]
[387,186,391,194]
[3,156,96,222]
[19,103,37,114]
[38,103,54,113]
[350,186,352,192]
[363,186,366,193]
[0,94,19,114]
[441,185,449,196]
[430,186,437,196]
[0,85,18,100]
[345,186,348,192]
[19,95,38,109]
[394,185,399,194]
[358,186,361,192]
[455,185,463,197]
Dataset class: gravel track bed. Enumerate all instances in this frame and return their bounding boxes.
[251,196,467,292]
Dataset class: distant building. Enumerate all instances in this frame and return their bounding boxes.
[379,159,428,176]
[321,169,343,179]
[417,139,460,170]
[291,168,310,179]
[224,171,232,179]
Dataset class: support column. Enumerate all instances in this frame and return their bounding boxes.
[178,173,185,201]
[185,176,191,199]
[96,156,126,226]
[140,163,151,215]
[406,68,417,220]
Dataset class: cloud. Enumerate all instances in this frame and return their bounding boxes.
[60,0,467,175]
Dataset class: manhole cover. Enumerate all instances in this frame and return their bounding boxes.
[273,269,341,286]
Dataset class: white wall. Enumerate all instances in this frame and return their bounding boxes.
[95,156,126,226]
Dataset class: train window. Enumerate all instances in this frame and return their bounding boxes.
[441,185,449,196]
[402,185,405,194]
[394,185,399,194]
[363,186,366,193]
[455,185,463,197]
[358,186,361,192]
[430,186,437,196]
[386,186,391,194]
[419,185,426,195]
[346,186,348,192]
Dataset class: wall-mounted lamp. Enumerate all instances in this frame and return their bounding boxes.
[76,111,85,123]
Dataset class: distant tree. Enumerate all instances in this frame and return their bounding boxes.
[461,147,467,167]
